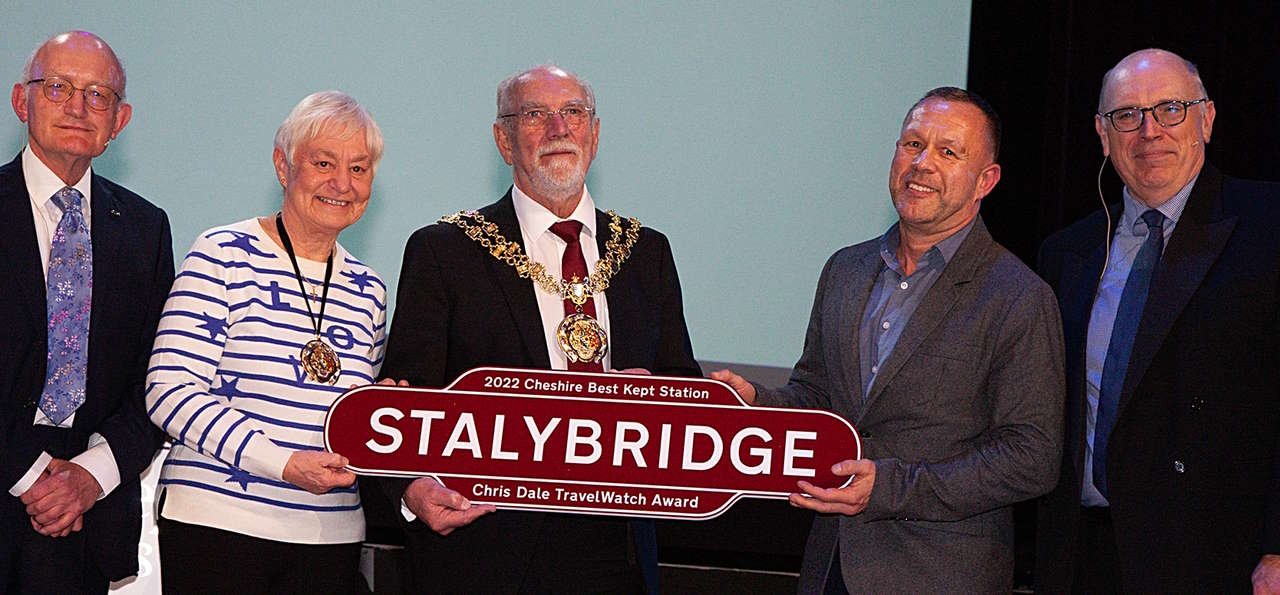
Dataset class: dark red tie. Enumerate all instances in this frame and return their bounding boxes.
[549,220,604,372]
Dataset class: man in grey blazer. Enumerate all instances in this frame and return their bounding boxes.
[714,87,1064,593]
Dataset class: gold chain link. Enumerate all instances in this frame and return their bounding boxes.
[439,209,641,305]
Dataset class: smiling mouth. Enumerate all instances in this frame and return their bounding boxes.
[906,182,938,193]
[316,196,350,207]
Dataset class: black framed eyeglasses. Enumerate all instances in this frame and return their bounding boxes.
[1099,98,1208,132]
[27,76,122,111]
[499,105,595,129]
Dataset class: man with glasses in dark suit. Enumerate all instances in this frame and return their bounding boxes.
[0,31,173,593]
[1035,48,1280,594]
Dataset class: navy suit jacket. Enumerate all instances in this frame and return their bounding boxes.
[369,191,700,593]
[1036,164,1280,593]
[0,154,173,581]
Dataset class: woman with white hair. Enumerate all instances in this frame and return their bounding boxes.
[145,91,386,592]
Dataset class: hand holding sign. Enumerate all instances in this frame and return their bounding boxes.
[403,476,497,535]
[791,458,876,515]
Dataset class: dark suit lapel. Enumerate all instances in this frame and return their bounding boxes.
[861,219,990,414]
[833,246,880,419]
[1117,167,1234,417]
[595,209,644,369]
[86,174,130,415]
[1058,214,1112,476]
[479,191,552,369]
[0,155,47,329]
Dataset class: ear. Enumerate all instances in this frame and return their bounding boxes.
[493,122,515,165]
[110,101,132,138]
[585,117,600,162]
[272,147,290,186]
[1200,99,1216,144]
[12,83,28,122]
[1094,114,1110,157]
[973,162,1002,202]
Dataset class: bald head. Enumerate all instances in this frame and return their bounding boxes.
[1098,48,1204,112]
[496,64,594,119]
[22,31,126,97]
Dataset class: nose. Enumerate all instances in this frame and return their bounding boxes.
[1138,110,1163,139]
[911,148,936,171]
[544,111,570,138]
[329,167,353,194]
[62,89,89,117]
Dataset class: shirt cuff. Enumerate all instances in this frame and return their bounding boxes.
[9,452,53,497]
[71,433,121,500]
[400,497,418,522]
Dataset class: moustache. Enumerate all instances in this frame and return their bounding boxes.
[538,141,581,158]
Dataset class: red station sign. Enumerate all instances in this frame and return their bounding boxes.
[324,368,861,520]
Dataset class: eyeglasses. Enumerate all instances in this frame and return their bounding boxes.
[1099,98,1208,133]
[26,76,122,111]
[499,105,595,129]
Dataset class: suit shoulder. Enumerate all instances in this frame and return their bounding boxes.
[827,237,878,268]
[1040,207,1110,256]
[1222,175,1280,217]
[95,175,163,215]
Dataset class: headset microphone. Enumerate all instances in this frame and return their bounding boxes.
[1097,154,1113,284]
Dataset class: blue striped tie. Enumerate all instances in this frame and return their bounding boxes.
[40,187,93,425]
[1093,208,1165,498]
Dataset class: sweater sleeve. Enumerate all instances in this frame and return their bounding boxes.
[145,233,293,481]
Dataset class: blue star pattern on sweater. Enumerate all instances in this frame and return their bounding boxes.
[208,229,274,258]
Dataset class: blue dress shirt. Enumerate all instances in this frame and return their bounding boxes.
[858,218,976,399]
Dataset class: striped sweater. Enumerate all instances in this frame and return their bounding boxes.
[146,218,386,544]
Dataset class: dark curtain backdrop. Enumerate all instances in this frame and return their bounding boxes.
[969,0,1280,266]
[967,0,1280,586]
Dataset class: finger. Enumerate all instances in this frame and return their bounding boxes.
[833,458,876,477]
[39,511,77,536]
[795,480,837,501]
[788,492,856,515]
[427,484,471,510]
[377,378,395,385]
[20,477,55,505]
[397,379,410,386]
[71,516,83,533]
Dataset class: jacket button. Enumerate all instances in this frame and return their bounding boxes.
[1173,460,1185,473]
[1190,398,1205,411]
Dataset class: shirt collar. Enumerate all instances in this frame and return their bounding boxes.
[878,216,977,273]
[512,183,597,242]
[1120,174,1197,233]
[23,145,93,214]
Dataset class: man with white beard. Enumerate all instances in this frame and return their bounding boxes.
[369,65,700,594]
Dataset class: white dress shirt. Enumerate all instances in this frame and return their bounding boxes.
[8,145,120,500]
[511,183,613,372]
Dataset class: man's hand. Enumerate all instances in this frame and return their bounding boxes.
[1254,554,1280,594]
[282,451,356,495]
[403,476,496,535]
[21,459,101,537]
[375,378,410,387]
[710,369,757,404]
[789,459,875,516]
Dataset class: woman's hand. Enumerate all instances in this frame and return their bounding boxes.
[282,451,356,494]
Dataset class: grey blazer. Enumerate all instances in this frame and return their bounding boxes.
[758,217,1065,594]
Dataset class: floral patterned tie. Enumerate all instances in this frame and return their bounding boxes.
[40,187,92,425]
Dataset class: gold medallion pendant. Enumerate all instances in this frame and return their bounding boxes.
[441,209,642,366]
[557,313,609,364]
[300,338,341,385]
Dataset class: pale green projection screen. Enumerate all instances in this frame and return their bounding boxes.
[1,1,971,368]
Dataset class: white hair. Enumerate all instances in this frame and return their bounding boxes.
[495,64,596,121]
[274,90,384,171]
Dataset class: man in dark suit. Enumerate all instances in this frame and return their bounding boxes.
[1035,48,1280,594]
[0,31,173,593]
[373,64,699,593]
[713,87,1065,593]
